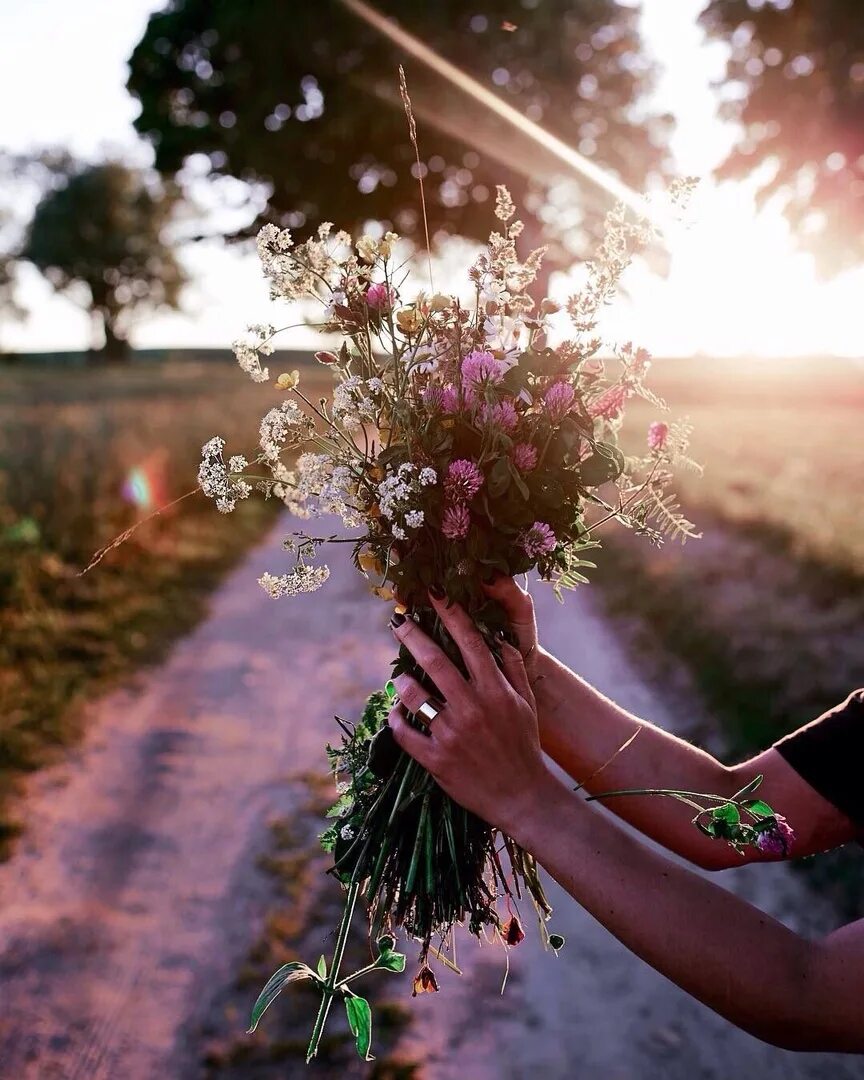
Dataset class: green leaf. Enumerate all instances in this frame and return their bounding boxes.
[247,962,315,1033]
[345,994,374,1061]
[487,457,511,498]
[548,933,566,951]
[376,934,396,953]
[712,802,741,825]
[741,799,774,818]
[384,680,397,700]
[375,949,406,973]
[578,442,625,486]
[317,955,328,979]
[508,461,530,500]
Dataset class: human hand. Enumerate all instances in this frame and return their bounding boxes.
[481,576,544,682]
[388,591,553,833]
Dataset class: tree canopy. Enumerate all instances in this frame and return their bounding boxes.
[701,0,864,274]
[21,162,186,360]
[128,0,671,277]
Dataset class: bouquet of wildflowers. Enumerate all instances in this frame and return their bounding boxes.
[199,186,787,1062]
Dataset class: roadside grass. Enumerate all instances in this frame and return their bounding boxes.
[592,358,864,912]
[0,357,325,856]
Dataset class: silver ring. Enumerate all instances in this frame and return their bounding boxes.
[416,700,440,725]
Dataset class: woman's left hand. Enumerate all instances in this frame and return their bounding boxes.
[388,591,553,832]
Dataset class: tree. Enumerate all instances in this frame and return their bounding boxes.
[701,0,864,274]
[21,161,186,360]
[128,0,671,290]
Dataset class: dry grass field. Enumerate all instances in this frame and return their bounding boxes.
[0,355,327,852]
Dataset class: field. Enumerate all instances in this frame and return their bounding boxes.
[1,352,862,880]
[0,355,326,853]
[593,355,864,910]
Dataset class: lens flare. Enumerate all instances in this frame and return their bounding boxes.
[122,466,153,511]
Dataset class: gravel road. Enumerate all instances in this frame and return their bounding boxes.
[0,518,860,1080]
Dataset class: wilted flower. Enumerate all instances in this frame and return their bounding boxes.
[512,442,538,472]
[647,420,669,451]
[755,815,795,857]
[441,503,470,540]
[444,459,484,503]
[412,965,440,996]
[396,306,423,334]
[502,915,525,946]
[520,521,556,558]
[543,381,576,421]
[461,349,505,388]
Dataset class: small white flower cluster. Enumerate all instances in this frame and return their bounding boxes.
[340,823,355,840]
[278,453,362,527]
[331,375,377,427]
[198,437,252,513]
[259,400,315,461]
[232,323,275,383]
[257,565,331,599]
[377,462,431,540]
[257,221,353,304]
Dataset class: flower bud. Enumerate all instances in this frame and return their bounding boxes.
[412,964,440,996]
[314,350,339,365]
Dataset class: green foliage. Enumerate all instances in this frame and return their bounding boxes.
[127,0,669,269]
[21,162,186,359]
[701,0,864,273]
[344,995,373,1061]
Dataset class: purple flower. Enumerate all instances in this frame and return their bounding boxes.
[461,349,505,388]
[512,442,538,473]
[441,502,470,540]
[481,399,519,432]
[366,283,395,311]
[647,420,669,451]
[520,521,557,558]
[755,815,795,857]
[444,459,484,502]
[422,385,444,410]
[543,381,576,422]
[441,385,461,414]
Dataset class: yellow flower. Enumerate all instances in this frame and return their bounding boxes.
[276,370,300,391]
[396,307,422,334]
[371,583,396,601]
[428,292,450,312]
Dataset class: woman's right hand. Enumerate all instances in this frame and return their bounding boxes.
[482,576,545,684]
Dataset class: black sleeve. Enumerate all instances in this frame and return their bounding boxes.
[774,689,864,829]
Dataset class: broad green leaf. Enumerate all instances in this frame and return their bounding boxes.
[742,799,774,818]
[375,949,406,973]
[344,994,374,1061]
[247,962,315,1033]
[376,934,396,953]
[317,955,328,979]
[579,442,625,486]
[712,802,741,825]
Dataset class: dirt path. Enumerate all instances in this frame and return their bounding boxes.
[0,519,861,1079]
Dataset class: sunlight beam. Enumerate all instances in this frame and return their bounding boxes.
[339,0,659,225]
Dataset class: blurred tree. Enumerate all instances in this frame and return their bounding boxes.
[701,0,864,274]
[128,0,671,288]
[21,162,186,361]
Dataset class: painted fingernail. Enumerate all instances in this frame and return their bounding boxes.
[390,612,407,629]
[428,585,445,600]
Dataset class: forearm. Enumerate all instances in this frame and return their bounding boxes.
[533,651,743,867]
[506,773,835,1051]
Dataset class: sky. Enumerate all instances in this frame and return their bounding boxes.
[1,0,863,358]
